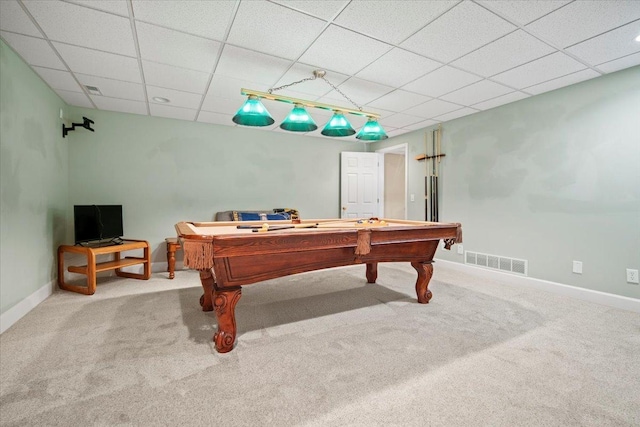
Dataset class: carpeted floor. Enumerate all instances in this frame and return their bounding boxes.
[1,263,639,426]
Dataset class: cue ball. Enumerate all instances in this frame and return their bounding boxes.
[262,223,269,229]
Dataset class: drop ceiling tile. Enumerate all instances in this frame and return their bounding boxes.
[321,77,393,106]
[597,53,640,73]
[434,107,479,122]
[400,1,516,63]
[405,98,462,118]
[566,22,640,66]
[216,45,293,87]
[92,96,147,115]
[32,66,82,92]
[66,0,130,17]
[149,104,197,121]
[200,96,240,115]
[492,52,586,89]
[136,22,221,72]
[142,60,210,94]
[477,1,570,25]
[1,32,65,69]
[522,69,600,95]
[274,64,348,97]
[298,25,393,75]
[76,74,145,101]
[271,0,348,20]
[23,1,136,56]
[356,48,443,87]
[228,2,326,60]
[402,66,482,98]
[57,89,93,108]
[451,30,556,77]
[197,111,234,127]
[334,0,458,44]
[441,80,513,105]
[53,42,141,83]
[472,91,530,111]
[132,0,235,40]
[379,113,424,128]
[367,90,431,112]
[386,128,413,138]
[0,0,41,37]
[204,74,261,104]
[525,0,640,48]
[404,119,439,131]
[147,86,202,109]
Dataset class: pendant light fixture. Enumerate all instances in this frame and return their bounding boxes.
[233,70,388,141]
[356,117,388,141]
[321,111,355,137]
[280,103,317,132]
[232,95,274,126]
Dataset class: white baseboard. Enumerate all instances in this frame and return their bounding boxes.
[435,259,640,313]
[0,280,55,334]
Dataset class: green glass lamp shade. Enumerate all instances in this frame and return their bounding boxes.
[232,96,275,126]
[321,112,356,137]
[356,118,388,141]
[280,104,317,132]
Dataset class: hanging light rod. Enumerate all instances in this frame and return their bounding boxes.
[232,70,387,140]
[239,88,380,119]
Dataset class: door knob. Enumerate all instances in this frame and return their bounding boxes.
[342,207,347,211]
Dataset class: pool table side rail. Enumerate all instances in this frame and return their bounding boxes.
[175,220,462,271]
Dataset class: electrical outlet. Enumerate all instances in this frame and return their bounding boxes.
[627,269,639,284]
[457,244,463,255]
[572,261,582,274]
[410,194,415,202]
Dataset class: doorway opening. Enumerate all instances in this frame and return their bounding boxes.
[376,143,408,219]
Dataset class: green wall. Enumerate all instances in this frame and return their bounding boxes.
[0,40,68,313]
[373,66,640,299]
[65,107,365,263]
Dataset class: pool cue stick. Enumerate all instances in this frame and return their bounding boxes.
[251,223,319,232]
[424,131,429,221]
[315,222,389,229]
[428,129,436,221]
[238,223,317,229]
[433,127,439,222]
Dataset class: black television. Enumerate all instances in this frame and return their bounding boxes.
[74,205,124,244]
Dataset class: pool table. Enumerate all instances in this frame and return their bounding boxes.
[175,218,462,353]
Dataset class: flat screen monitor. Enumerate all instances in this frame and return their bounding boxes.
[74,205,123,244]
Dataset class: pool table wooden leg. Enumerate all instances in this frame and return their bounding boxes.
[212,285,242,353]
[198,269,215,312]
[366,262,378,283]
[411,261,433,304]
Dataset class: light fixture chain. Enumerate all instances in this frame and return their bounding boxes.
[268,75,317,94]
[319,75,363,111]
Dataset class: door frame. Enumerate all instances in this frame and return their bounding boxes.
[376,143,408,219]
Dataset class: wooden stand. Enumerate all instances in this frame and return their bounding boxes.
[57,239,151,295]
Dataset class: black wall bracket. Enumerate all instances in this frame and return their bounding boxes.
[62,116,95,138]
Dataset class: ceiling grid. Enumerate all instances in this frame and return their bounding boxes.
[0,0,637,140]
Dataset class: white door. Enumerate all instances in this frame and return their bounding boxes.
[340,152,380,218]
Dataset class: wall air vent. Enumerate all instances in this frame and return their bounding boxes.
[84,85,102,96]
[465,251,528,276]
